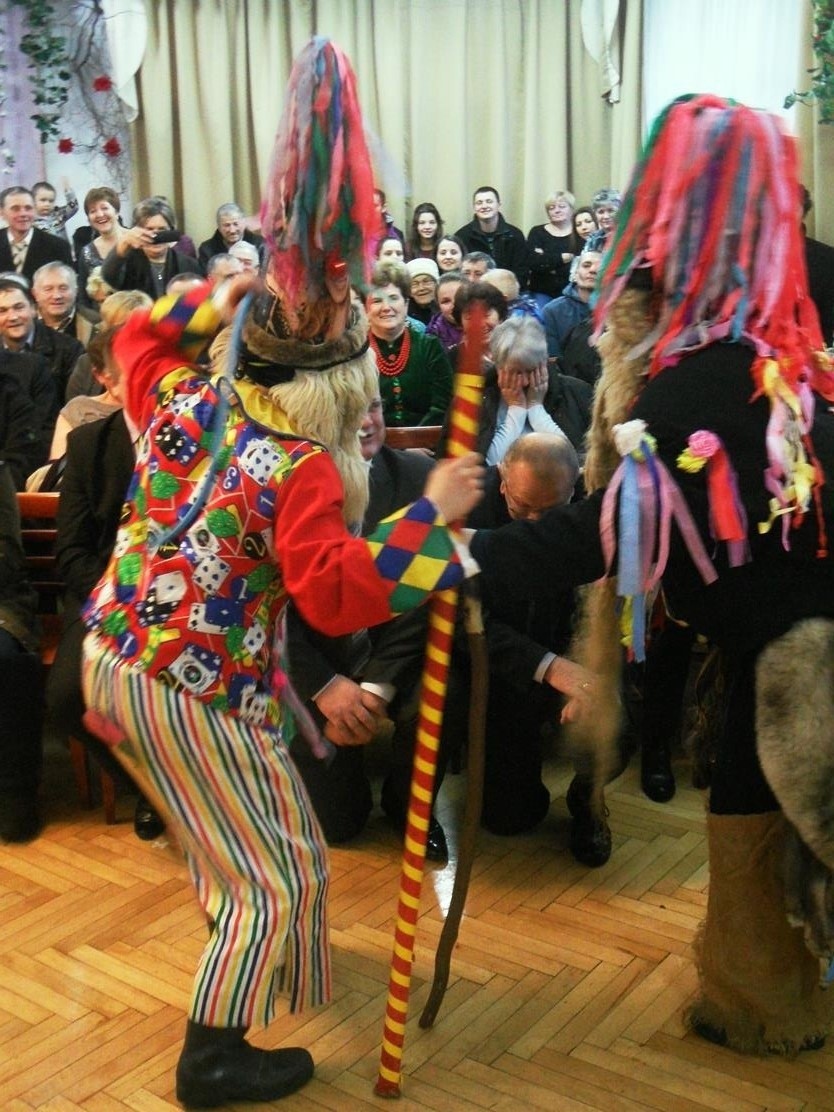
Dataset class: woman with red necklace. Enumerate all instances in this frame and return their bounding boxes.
[366,261,453,427]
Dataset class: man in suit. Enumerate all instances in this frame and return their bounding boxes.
[0,186,73,282]
[0,274,82,405]
[446,432,607,864]
[287,395,451,861]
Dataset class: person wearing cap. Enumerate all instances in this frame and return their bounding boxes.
[80,39,484,1108]
[471,94,834,1056]
[367,259,453,427]
[405,255,439,326]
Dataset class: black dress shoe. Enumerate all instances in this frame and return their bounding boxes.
[0,793,41,843]
[641,743,676,803]
[565,777,612,867]
[425,817,449,864]
[134,795,165,841]
[176,1021,313,1108]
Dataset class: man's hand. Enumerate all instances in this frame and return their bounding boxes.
[315,675,388,747]
[543,656,596,724]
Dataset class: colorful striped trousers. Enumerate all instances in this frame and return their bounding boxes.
[83,635,331,1027]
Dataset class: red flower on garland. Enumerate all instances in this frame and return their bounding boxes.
[103,137,122,158]
[93,75,113,92]
[58,138,74,153]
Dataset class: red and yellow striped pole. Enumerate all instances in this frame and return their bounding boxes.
[375,306,485,1098]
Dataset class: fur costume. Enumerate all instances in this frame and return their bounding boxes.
[756,619,834,969]
[472,92,834,1055]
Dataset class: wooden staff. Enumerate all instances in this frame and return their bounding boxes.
[375,307,486,1098]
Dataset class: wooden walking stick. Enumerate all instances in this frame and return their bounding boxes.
[375,306,486,1098]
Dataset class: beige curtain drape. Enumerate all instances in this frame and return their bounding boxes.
[130,0,643,245]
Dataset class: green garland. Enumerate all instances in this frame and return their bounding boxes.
[785,0,834,123]
[8,0,71,142]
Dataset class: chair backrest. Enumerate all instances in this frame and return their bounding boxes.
[384,425,442,452]
[17,491,62,663]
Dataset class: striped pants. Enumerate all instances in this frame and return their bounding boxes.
[83,636,331,1027]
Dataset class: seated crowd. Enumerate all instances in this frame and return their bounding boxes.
[0,177,730,862]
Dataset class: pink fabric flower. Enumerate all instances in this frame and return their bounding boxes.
[687,430,721,459]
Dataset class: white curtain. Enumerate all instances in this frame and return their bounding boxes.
[643,0,832,241]
[128,0,644,248]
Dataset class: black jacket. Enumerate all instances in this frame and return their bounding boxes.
[0,227,73,283]
[455,215,530,285]
[197,229,265,271]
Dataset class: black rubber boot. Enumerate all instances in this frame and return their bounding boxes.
[175,1020,314,1108]
[640,738,676,803]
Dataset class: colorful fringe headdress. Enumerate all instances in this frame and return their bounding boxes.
[259,36,377,314]
[593,93,834,549]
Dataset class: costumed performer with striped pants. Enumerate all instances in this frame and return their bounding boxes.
[80,38,484,1109]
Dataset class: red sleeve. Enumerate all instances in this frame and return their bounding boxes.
[275,451,395,636]
[114,285,220,433]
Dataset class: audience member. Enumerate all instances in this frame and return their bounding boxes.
[228,240,261,272]
[558,315,602,385]
[406,202,444,259]
[288,396,448,861]
[455,186,529,285]
[446,278,508,374]
[435,234,466,273]
[44,328,125,466]
[0,273,81,406]
[32,178,78,243]
[478,315,591,464]
[0,354,44,489]
[32,262,79,337]
[527,190,581,309]
[482,267,542,321]
[206,252,243,287]
[573,205,598,242]
[198,202,265,271]
[0,186,73,281]
[0,462,44,842]
[588,187,621,250]
[64,290,152,401]
[426,271,465,352]
[542,245,601,359]
[460,250,494,281]
[371,188,405,254]
[48,294,164,841]
[76,187,126,325]
[405,257,439,326]
[443,433,600,855]
[101,196,200,299]
[367,260,452,427]
[375,235,405,263]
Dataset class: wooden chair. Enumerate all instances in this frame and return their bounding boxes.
[384,425,442,452]
[17,491,117,823]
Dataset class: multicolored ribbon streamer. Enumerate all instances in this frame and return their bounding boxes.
[375,309,485,1098]
[600,420,718,662]
[677,429,750,567]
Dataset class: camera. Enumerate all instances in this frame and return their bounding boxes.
[151,228,181,244]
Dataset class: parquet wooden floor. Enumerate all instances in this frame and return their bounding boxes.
[2,740,833,1111]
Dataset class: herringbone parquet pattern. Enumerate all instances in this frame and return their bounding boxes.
[2,743,832,1111]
